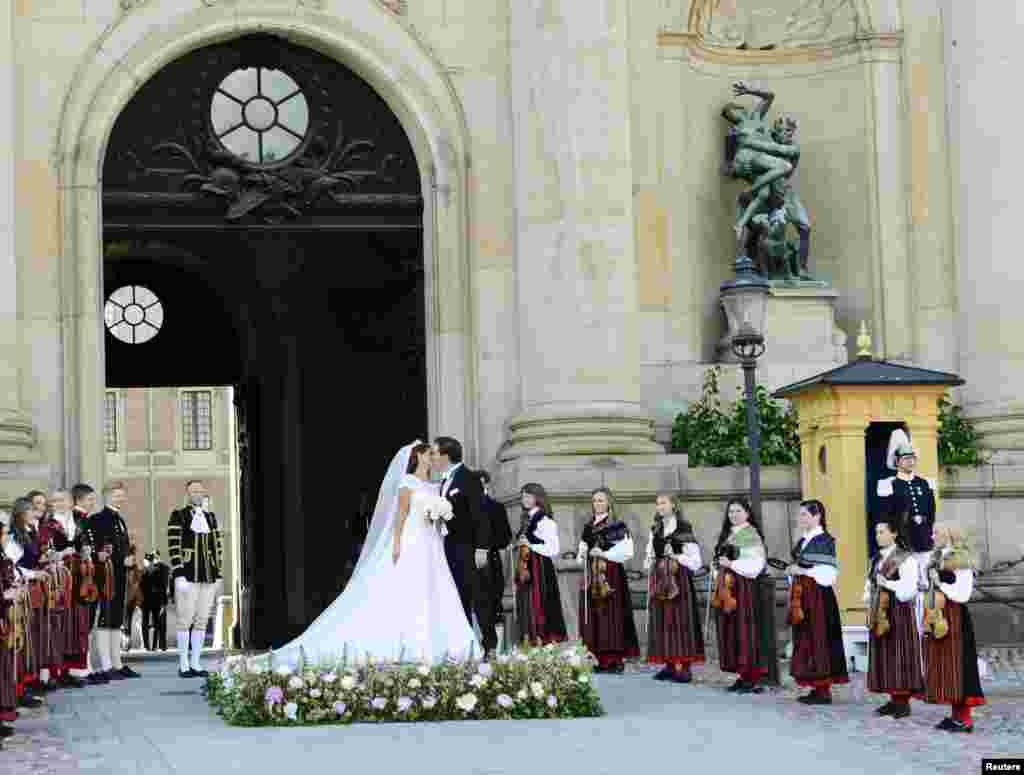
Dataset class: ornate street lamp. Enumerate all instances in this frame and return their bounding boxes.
[719,256,778,685]
[720,258,769,517]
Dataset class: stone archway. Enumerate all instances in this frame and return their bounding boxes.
[56,0,477,494]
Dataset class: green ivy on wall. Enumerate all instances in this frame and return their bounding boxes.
[937,394,988,467]
[670,366,801,467]
[671,371,985,469]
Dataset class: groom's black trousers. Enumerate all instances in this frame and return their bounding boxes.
[444,540,499,654]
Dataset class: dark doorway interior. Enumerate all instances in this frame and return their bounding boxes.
[102,34,425,649]
[864,421,907,558]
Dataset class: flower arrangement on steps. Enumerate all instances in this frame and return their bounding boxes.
[206,642,604,726]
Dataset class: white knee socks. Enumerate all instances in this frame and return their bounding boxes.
[190,629,205,672]
[109,629,124,671]
[92,628,112,672]
[177,631,190,672]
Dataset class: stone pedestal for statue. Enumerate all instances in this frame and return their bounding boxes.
[717,286,848,389]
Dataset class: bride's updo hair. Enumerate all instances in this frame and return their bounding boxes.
[406,443,432,474]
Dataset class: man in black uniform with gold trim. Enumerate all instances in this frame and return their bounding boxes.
[168,480,222,678]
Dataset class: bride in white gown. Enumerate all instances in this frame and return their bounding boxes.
[270,441,480,667]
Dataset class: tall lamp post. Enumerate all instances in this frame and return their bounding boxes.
[720,256,777,684]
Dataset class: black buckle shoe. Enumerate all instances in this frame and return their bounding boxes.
[18,695,43,709]
[653,667,674,681]
[86,673,109,686]
[874,702,896,716]
[105,670,127,681]
[797,692,831,705]
[935,717,956,730]
[947,719,973,733]
[118,667,141,679]
[0,725,14,738]
[889,703,911,719]
[179,668,199,678]
[672,672,692,684]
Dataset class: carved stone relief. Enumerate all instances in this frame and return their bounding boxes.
[687,0,871,49]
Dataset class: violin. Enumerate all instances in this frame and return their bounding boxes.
[922,549,949,640]
[516,542,531,585]
[125,545,145,609]
[788,575,806,626]
[711,544,738,614]
[78,548,99,604]
[870,575,891,638]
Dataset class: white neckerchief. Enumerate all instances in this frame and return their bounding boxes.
[3,536,23,565]
[730,523,748,535]
[660,514,677,536]
[190,506,210,534]
[54,511,76,542]
[879,544,896,563]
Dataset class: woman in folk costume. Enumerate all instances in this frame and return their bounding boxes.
[786,499,848,704]
[918,523,985,733]
[577,487,639,673]
[644,493,704,683]
[3,498,46,708]
[511,483,568,646]
[41,490,88,689]
[864,519,923,719]
[0,520,21,743]
[712,498,774,694]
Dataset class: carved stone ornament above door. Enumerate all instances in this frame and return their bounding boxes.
[103,34,421,225]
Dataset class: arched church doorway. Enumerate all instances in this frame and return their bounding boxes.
[102,34,426,649]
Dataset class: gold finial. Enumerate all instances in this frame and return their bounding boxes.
[856,321,873,359]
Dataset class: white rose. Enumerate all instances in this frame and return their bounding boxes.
[322,673,337,685]
[531,682,545,698]
[469,674,487,688]
[546,695,557,708]
[417,665,430,677]
[288,676,304,690]
[578,674,590,684]
[333,701,347,715]
[516,689,528,701]
[455,693,478,713]
[477,663,493,677]
[341,676,357,691]
[397,696,413,713]
[496,694,514,709]
[371,697,388,711]
[421,695,437,710]
[409,678,422,690]
[284,702,298,720]
[309,688,322,699]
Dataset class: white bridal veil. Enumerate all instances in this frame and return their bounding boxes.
[268,441,419,665]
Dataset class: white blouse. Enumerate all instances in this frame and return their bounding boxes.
[791,526,837,588]
[525,512,561,559]
[576,516,635,565]
[936,547,974,604]
[643,518,702,573]
[862,546,919,604]
[728,525,766,580]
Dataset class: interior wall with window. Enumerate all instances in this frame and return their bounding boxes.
[105,386,238,594]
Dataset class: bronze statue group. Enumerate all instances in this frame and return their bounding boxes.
[511,431,984,734]
[0,479,224,749]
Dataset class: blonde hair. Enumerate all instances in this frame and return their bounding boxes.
[933,521,976,569]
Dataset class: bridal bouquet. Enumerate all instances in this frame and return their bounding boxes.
[421,494,454,536]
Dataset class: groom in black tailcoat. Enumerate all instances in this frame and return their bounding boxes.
[433,437,493,652]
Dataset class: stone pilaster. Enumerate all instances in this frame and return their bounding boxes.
[0,2,36,479]
[502,0,661,460]
[941,0,1024,456]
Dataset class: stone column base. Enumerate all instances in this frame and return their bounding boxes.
[498,402,664,462]
[0,408,35,463]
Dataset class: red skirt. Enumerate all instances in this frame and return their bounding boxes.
[513,552,567,646]
[0,644,16,722]
[789,577,849,687]
[646,562,704,666]
[29,585,50,675]
[715,572,771,680]
[867,598,923,694]
[921,600,986,707]
[578,562,640,664]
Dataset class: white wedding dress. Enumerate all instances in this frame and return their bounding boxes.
[270,444,480,667]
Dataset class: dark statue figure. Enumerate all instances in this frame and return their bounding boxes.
[721,82,822,285]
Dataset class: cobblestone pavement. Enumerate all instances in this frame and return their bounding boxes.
[6,655,1022,775]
